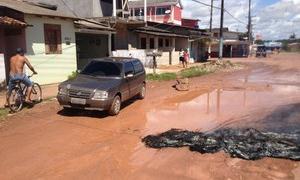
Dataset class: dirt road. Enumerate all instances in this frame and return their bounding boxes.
[0,53,300,180]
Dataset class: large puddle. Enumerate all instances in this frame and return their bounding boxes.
[141,71,300,161]
[144,83,300,135]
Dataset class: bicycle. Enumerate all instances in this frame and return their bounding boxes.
[7,74,42,113]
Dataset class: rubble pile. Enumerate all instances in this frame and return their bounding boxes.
[175,78,189,91]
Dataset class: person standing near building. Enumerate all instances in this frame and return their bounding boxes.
[183,49,189,68]
[179,49,184,67]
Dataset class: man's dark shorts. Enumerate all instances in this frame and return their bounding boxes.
[8,74,33,92]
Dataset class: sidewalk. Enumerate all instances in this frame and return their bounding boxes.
[0,84,58,108]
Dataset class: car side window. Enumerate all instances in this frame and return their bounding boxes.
[132,60,144,74]
[124,62,134,76]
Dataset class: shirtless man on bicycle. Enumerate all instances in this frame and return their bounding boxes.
[8,48,37,104]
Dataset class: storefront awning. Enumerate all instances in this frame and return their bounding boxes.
[134,26,188,38]
[74,19,115,34]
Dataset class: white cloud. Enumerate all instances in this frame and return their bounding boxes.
[182,0,300,40]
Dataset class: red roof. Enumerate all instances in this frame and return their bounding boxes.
[0,16,27,27]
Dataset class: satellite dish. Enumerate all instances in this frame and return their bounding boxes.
[165,10,171,14]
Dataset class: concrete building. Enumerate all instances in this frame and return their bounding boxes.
[128,0,183,25]
[0,0,78,85]
[0,0,115,85]
[210,28,249,58]
[110,21,209,66]
[181,18,200,29]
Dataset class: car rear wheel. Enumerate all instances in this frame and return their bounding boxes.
[138,83,146,99]
[108,95,121,116]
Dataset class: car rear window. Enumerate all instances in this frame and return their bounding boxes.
[81,61,122,77]
[132,60,144,74]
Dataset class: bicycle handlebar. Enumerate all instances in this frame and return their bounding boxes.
[28,73,37,78]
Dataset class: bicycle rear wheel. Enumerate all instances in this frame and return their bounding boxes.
[30,83,42,103]
[8,88,24,113]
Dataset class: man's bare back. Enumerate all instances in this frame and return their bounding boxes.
[10,54,27,75]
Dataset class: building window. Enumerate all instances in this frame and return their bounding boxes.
[158,38,163,47]
[156,7,170,15]
[140,37,146,49]
[44,24,62,54]
[134,9,140,16]
[165,38,170,47]
[150,38,154,49]
[135,8,144,16]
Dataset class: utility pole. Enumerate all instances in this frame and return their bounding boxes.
[248,0,252,43]
[144,0,147,23]
[208,0,213,59]
[113,0,117,17]
[248,0,252,57]
[218,0,224,60]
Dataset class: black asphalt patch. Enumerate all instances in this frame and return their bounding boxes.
[142,103,300,160]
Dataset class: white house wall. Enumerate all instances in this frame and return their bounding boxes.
[24,15,77,85]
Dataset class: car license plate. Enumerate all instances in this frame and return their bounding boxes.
[71,98,86,105]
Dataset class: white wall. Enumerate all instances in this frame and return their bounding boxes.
[24,15,77,85]
[0,54,5,84]
[224,32,240,40]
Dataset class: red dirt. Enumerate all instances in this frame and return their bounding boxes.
[0,53,299,179]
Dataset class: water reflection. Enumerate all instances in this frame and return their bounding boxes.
[144,83,300,135]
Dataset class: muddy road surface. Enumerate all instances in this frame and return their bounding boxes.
[0,53,300,179]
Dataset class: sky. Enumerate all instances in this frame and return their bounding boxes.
[181,0,300,40]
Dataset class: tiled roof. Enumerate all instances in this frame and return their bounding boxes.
[0,16,27,26]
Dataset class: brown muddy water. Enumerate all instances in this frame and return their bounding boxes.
[130,63,300,178]
[144,71,300,136]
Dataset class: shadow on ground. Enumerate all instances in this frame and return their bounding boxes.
[57,98,140,118]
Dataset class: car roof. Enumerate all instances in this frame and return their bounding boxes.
[91,57,137,63]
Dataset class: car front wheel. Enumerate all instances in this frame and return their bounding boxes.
[108,95,121,116]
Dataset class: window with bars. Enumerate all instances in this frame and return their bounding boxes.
[150,38,155,49]
[165,38,170,47]
[44,24,62,54]
[156,7,170,15]
[140,37,146,49]
[158,38,163,48]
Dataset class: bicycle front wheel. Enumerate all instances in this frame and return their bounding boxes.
[8,88,24,113]
[30,83,42,103]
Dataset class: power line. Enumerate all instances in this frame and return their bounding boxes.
[224,9,247,25]
[191,0,220,9]
[190,0,247,25]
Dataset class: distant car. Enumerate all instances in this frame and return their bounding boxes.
[57,57,146,115]
[256,45,267,57]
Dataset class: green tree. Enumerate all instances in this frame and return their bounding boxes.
[289,33,296,40]
[255,39,264,45]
